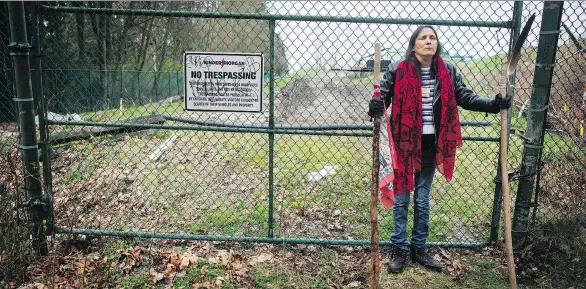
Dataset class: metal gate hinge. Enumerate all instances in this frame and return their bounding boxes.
[511,129,533,143]
[20,196,46,207]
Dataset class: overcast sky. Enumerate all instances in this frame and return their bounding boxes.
[265,1,585,71]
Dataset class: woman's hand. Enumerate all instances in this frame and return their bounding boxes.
[368,98,385,118]
[495,93,512,109]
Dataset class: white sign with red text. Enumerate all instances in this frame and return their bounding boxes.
[184,52,263,112]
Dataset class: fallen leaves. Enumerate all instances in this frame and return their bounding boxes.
[148,249,203,285]
[72,260,86,276]
[230,253,248,282]
[15,283,48,289]
[214,277,224,289]
[23,243,106,289]
[327,219,344,231]
[248,252,274,266]
[18,238,464,289]
[141,244,274,287]
[180,251,198,270]
[218,250,232,266]
[169,250,181,268]
[148,267,165,283]
[117,246,142,273]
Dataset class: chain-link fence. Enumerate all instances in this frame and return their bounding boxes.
[0,2,17,154]
[0,144,33,284]
[529,1,586,230]
[36,1,514,247]
[1,2,34,283]
[2,1,585,253]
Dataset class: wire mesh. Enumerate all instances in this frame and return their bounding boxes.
[530,1,586,229]
[0,2,18,154]
[0,1,579,249]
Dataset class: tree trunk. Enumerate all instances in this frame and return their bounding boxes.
[115,1,135,69]
[99,1,107,107]
[138,17,154,71]
[105,1,112,66]
[73,1,85,65]
[89,1,107,106]
[157,18,172,72]
[134,20,147,70]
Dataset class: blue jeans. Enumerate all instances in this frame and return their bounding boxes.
[391,162,436,250]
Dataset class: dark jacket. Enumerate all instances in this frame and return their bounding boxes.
[380,60,499,137]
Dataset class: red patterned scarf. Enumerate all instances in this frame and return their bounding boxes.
[391,56,462,194]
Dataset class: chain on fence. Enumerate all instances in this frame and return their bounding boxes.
[0,1,584,252]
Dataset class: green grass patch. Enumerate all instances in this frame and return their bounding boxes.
[107,268,151,289]
[84,103,157,121]
[460,53,507,75]
[186,202,269,236]
[458,258,509,289]
[55,123,584,243]
[83,101,185,122]
[172,262,240,289]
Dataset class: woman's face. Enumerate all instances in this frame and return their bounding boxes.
[414,28,438,58]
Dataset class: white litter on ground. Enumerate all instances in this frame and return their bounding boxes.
[307,165,337,182]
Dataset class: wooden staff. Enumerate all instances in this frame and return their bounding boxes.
[500,13,535,289]
[369,42,382,289]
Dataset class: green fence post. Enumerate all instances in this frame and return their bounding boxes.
[30,1,53,236]
[104,69,108,110]
[267,18,275,238]
[8,1,47,255]
[490,1,523,243]
[512,1,564,247]
[89,69,92,109]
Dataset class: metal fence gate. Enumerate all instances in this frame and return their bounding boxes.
[1,1,585,251]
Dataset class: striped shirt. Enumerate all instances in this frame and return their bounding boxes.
[421,67,435,135]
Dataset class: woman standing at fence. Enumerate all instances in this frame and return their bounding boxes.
[367,26,511,273]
